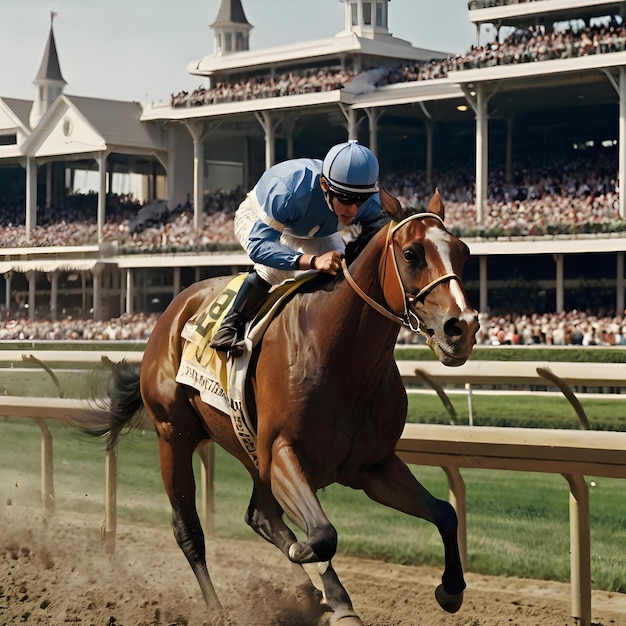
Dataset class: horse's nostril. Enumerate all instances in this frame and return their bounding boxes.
[426,327,435,337]
[444,318,462,337]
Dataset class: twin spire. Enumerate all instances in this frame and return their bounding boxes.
[210,0,252,56]
[30,11,66,128]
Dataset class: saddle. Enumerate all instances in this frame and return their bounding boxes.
[175,272,318,466]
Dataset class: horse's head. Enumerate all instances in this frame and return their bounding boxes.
[379,188,478,366]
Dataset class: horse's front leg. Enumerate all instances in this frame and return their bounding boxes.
[360,453,465,613]
[268,442,364,625]
[244,476,325,616]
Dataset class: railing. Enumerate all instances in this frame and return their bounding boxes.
[397,359,626,428]
[2,351,625,626]
[396,423,626,626]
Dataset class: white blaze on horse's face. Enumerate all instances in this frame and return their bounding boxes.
[426,226,470,312]
[396,218,478,366]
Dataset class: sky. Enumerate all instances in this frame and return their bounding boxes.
[0,0,479,105]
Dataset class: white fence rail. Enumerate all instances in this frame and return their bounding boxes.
[2,351,625,626]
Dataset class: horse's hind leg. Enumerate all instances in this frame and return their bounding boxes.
[264,444,364,624]
[360,453,465,613]
[157,433,223,615]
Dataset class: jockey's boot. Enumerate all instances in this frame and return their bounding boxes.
[209,272,271,352]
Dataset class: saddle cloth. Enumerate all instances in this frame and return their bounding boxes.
[175,272,317,467]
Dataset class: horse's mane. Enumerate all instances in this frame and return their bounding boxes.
[344,188,415,264]
[344,213,390,264]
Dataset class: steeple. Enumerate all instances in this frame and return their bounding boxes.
[30,12,67,128]
[210,0,253,56]
[340,0,392,39]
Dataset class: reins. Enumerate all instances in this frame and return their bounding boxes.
[341,212,461,334]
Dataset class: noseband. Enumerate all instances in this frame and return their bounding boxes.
[341,212,461,334]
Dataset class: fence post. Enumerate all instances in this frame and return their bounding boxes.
[563,473,591,626]
[34,418,55,521]
[442,466,467,572]
[102,439,117,555]
[197,441,215,535]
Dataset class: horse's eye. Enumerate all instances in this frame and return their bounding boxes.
[403,249,416,262]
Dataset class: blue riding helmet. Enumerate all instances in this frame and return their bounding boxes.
[322,140,379,196]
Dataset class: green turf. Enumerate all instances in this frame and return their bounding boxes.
[1,416,624,593]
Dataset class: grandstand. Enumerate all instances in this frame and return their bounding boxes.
[0,0,625,325]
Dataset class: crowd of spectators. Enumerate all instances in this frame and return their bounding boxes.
[0,147,621,251]
[387,150,624,238]
[171,68,354,108]
[474,309,626,346]
[377,17,626,86]
[1,308,624,346]
[168,18,626,108]
[397,309,626,346]
[0,312,158,341]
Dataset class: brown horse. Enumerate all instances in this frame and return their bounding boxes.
[77,189,478,625]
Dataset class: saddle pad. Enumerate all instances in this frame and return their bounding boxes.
[175,272,318,467]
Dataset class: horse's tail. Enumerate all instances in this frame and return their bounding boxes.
[74,360,145,451]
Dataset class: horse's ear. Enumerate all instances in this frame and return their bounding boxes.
[427,187,445,221]
[380,186,403,221]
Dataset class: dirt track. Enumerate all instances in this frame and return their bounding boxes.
[1,501,625,626]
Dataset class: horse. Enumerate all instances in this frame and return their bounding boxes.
[75,188,479,625]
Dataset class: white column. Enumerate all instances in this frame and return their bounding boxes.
[555,253,564,313]
[97,152,108,244]
[603,68,625,219]
[49,271,59,320]
[255,111,282,169]
[25,157,37,242]
[185,121,207,237]
[479,255,488,313]
[617,251,625,315]
[26,271,36,321]
[81,272,88,317]
[338,104,360,140]
[120,269,127,314]
[92,265,102,322]
[193,135,204,235]
[365,107,383,156]
[126,268,133,315]
[4,271,12,312]
[475,84,489,224]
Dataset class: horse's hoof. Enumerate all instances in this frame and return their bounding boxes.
[435,583,464,613]
[331,610,364,626]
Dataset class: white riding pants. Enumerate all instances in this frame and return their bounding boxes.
[234,189,345,285]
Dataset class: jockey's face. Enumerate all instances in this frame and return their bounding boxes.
[320,178,365,226]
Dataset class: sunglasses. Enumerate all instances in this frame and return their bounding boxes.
[331,190,372,207]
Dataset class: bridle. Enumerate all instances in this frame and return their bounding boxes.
[341,212,461,334]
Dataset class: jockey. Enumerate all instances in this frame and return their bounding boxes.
[210,139,383,352]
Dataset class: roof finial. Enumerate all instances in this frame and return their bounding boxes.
[51,10,58,25]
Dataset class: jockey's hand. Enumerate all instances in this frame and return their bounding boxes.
[314,250,343,275]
